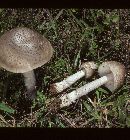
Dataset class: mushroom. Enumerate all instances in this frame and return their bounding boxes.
[0,27,53,99]
[49,61,97,94]
[46,61,126,110]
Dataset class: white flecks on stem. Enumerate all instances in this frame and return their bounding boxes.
[54,70,85,93]
[51,62,97,93]
[60,74,111,108]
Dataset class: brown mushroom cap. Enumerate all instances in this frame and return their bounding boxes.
[0,27,53,73]
[80,61,97,78]
[98,61,126,92]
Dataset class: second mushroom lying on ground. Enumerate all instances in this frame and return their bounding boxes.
[49,61,97,94]
[46,61,126,110]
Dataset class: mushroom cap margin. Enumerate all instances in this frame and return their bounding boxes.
[98,61,126,92]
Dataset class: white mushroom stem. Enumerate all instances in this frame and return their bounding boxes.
[60,73,113,108]
[50,62,97,93]
[23,70,36,92]
[53,70,85,93]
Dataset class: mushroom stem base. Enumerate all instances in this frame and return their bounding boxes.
[60,75,109,108]
[52,70,85,93]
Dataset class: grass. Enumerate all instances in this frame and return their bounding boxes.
[0,9,129,127]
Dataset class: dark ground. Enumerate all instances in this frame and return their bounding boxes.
[0,9,129,127]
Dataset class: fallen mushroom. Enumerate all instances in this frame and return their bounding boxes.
[46,61,126,110]
[49,61,97,94]
[0,27,53,99]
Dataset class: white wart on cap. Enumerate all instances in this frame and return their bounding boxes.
[98,61,126,92]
